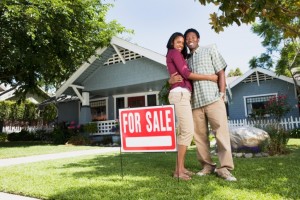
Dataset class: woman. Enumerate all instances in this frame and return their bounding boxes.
[166,32,217,180]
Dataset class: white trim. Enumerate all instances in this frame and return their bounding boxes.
[243,93,277,117]
[55,47,107,97]
[229,67,294,89]
[71,85,84,103]
[90,97,108,121]
[113,91,159,119]
[256,71,260,86]
[111,43,126,64]
[111,37,165,65]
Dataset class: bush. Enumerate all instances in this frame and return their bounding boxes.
[289,128,300,138]
[263,124,290,155]
[158,81,170,105]
[7,129,36,141]
[34,129,53,142]
[0,132,7,142]
[52,127,68,144]
[66,135,91,145]
[83,122,98,134]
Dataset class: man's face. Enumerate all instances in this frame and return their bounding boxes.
[185,32,199,51]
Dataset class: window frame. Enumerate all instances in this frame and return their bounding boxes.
[113,91,159,119]
[243,93,277,117]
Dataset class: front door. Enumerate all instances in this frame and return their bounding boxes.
[128,96,145,108]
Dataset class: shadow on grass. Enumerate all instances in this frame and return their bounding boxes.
[0,141,52,148]
[47,146,300,200]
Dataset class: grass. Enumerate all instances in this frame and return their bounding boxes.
[0,139,300,200]
[0,141,100,159]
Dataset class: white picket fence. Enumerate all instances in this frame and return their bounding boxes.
[3,117,300,134]
[228,116,300,130]
[2,126,54,133]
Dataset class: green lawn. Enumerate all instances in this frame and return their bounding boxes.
[0,141,101,159]
[0,139,299,200]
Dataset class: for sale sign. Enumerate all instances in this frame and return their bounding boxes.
[119,105,176,152]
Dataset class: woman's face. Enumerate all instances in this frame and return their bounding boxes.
[173,36,184,52]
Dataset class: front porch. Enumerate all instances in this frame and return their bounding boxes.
[89,120,120,146]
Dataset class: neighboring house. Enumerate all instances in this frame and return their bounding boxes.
[226,67,299,120]
[55,37,300,125]
[55,36,168,124]
[0,84,50,104]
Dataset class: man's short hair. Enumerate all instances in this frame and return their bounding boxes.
[184,28,200,39]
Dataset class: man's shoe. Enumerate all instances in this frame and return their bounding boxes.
[196,166,215,176]
[214,168,237,181]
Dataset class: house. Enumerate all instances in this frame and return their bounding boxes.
[0,84,49,104]
[55,36,300,128]
[55,36,168,125]
[226,67,299,120]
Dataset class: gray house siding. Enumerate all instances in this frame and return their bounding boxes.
[107,96,114,120]
[84,58,168,92]
[228,79,299,120]
[57,101,80,124]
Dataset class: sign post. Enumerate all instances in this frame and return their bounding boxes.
[119,105,177,152]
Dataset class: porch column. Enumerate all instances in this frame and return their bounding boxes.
[79,92,92,125]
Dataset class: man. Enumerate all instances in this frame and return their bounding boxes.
[170,28,236,181]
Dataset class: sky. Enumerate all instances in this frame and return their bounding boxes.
[104,0,266,74]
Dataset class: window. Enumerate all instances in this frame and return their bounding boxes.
[114,92,158,119]
[90,99,107,121]
[115,97,125,120]
[244,94,276,117]
[128,96,145,108]
[147,94,157,106]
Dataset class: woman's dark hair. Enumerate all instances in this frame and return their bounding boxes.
[184,28,200,39]
[166,32,188,59]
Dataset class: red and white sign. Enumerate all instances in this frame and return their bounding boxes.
[119,105,176,152]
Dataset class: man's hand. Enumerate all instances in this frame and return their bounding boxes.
[209,74,218,83]
[169,72,183,85]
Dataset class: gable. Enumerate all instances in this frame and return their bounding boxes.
[56,36,167,98]
[228,67,294,89]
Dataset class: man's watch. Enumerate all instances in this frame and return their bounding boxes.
[220,92,225,98]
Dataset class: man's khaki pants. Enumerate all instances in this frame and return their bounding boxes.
[192,99,234,171]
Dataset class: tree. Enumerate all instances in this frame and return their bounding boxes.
[249,19,300,93]
[227,68,242,77]
[0,0,130,100]
[198,0,300,39]
[197,0,300,91]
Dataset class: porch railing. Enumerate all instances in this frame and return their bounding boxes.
[93,120,117,135]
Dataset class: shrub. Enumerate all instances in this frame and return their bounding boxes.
[52,127,69,144]
[0,132,7,142]
[289,128,300,138]
[263,124,290,155]
[7,129,35,141]
[158,81,170,105]
[66,135,91,146]
[83,122,98,134]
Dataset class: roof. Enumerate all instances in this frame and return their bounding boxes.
[228,67,294,89]
[56,36,166,98]
[0,84,50,103]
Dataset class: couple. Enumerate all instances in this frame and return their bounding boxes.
[166,28,236,181]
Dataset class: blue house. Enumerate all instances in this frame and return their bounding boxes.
[226,67,299,120]
[55,37,299,130]
[55,36,168,126]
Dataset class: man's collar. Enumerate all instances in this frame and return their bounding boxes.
[190,46,200,55]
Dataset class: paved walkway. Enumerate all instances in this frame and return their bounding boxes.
[0,147,120,200]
